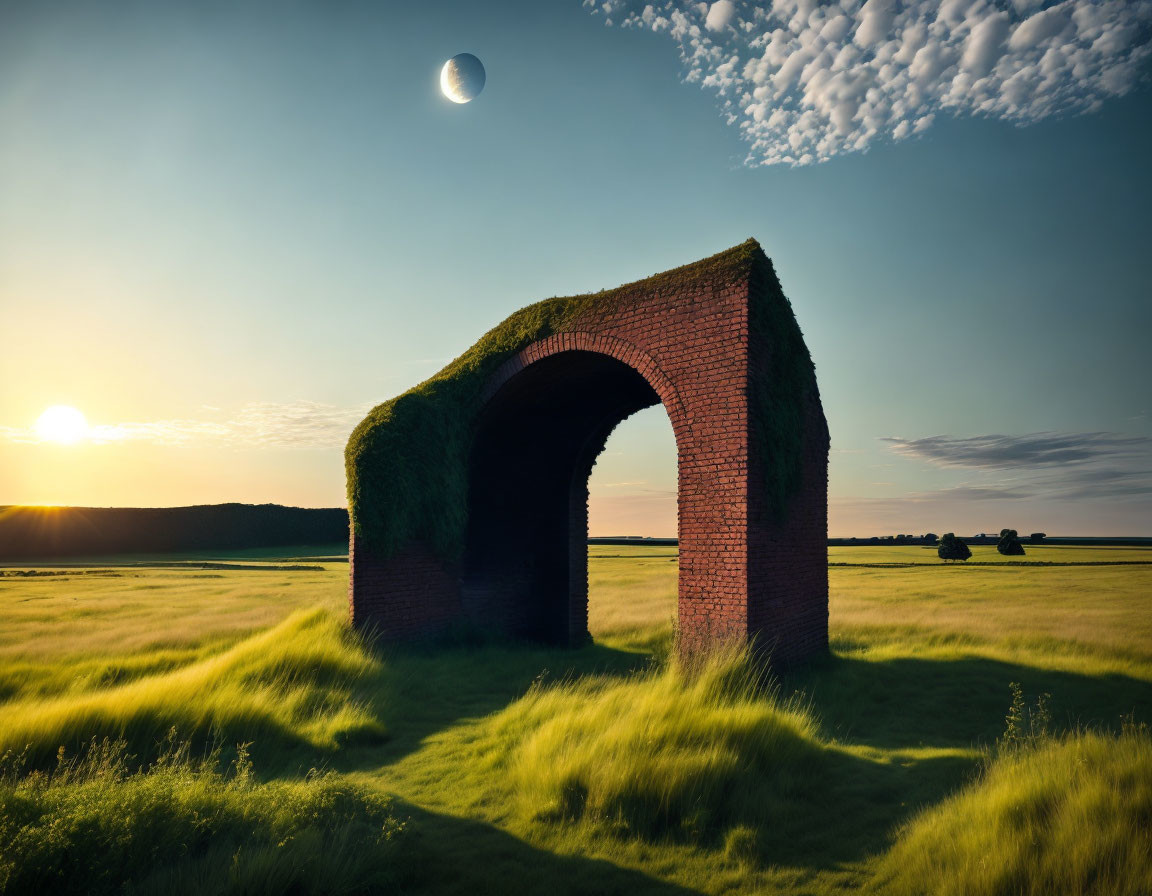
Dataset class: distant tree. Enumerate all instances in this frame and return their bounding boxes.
[938,533,972,562]
[998,528,1026,556]
[923,533,939,546]
[1030,532,1047,543]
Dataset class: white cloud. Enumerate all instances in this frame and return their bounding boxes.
[854,0,895,49]
[584,0,1152,165]
[705,0,736,31]
[961,11,1011,77]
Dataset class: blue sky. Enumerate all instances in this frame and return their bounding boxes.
[1,0,1150,535]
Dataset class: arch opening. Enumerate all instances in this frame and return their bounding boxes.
[462,349,670,646]
[586,404,678,644]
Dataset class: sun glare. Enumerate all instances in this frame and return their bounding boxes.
[35,405,89,444]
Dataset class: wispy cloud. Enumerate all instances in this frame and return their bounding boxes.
[0,402,372,449]
[222,402,374,448]
[883,431,1152,501]
[585,0,1152,165]
[884,432,1152,469]
[905,482,1041,501]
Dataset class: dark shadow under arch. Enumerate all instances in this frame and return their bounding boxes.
[463,350,669,645]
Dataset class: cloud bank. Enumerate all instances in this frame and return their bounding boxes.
[884,431,1152,469]
[884,431,1152,501]
[585,0,1152,165]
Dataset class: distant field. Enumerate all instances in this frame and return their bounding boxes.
[827,543,1152,564]
[1,545,1150,894]
[0,542,349,568]
[9,541,1145,568]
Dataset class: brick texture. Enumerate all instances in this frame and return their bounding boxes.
[350,247,829,663]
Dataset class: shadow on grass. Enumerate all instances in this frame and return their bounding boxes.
[327,637,1152,770]
[256,637,1151,875]
[393,798,705,896]
[311,638,657,774]
[321,644,977,872]
[747,746,976,872]
[704,651,1151,870]
[8,634,654,780]
[788,652,1152,751]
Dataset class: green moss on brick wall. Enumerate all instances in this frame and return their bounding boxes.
[345,239,813,561]
[747,255,825,524]
[345,291,599,561]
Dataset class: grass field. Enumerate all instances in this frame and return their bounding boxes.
[2,545,1150,894]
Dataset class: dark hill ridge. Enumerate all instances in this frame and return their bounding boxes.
[1,506,1146,561]
[0,504,349,560]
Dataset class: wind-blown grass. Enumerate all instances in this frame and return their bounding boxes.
[0,564,348,700]
[0,735,406,896]
[0,608,386,769]
[499,644,823,840]
[875,723,1152,896]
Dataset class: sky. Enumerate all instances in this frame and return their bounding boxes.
[1,0,1150,536]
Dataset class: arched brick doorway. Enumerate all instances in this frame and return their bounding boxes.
[347,240,829,664]
[463,343,679,647]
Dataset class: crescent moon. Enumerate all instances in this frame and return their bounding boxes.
[440,61,470,104]
[440,54,485,104]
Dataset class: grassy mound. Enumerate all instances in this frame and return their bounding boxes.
[0,737,406,895]
[874,724,1152,896]
[0,609,386,769]
[495,645,826,841]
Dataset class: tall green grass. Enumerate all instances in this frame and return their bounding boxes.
[875,722,1152,896]
[498,645,823,839]
[0,608,386,769]
[0,735,406,895]
[0,564,348,701]
[2,549,1150,894]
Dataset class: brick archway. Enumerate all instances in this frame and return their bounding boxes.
[463,336,682,648]
[347,240,829,664]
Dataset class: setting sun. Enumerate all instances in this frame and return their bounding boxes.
[35,405,89,444]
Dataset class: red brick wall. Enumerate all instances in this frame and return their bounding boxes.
[349,535,463,640]
[350,253,829,663]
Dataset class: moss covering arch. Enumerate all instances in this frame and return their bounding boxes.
[346,239,817,561]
